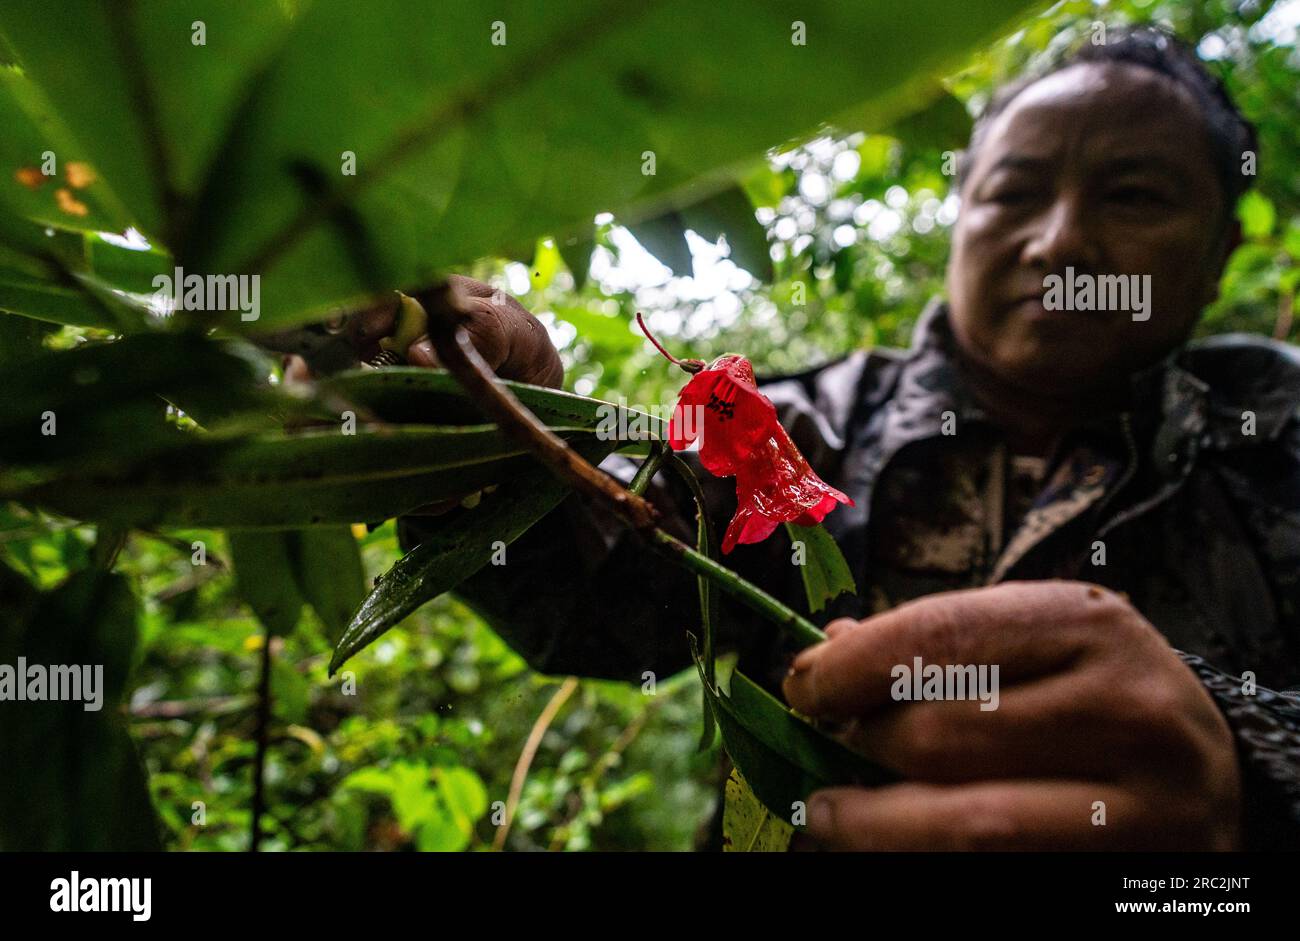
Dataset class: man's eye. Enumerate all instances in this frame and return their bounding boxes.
[1107,186,1169,207]
[988,188,1040,205]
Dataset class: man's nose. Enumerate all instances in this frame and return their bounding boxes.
[1021,195,1100,272]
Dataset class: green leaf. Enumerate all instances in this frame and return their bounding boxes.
[6,355,646,528]
[691,635,893,821]
[0,0,296,240]
[627,212,693,276]
[13,426,611,529]
[319,366,667,437]
[434,766,489,834]
[0,267,114,329]
[785,522,857,614]
[0,568,159,851]
[0,64,134,233]
[0,309,53,359]
[1238,190,1276,240]
[0,198,135,331]
[722,767,793,852]
[529,237,562,292]
[227,530,305,636]
[0,0,1031,330]
[230,526,364,642]
[295,526,367,643]
[883,90,972,151]
[678,184,773,281]
[329,461,601,673]
[551,305,640,351]
[0,333,279,482]
[555,229,594,290]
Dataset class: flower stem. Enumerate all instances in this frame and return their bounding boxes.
[628,440,668,497]
[648,529,823,648]
[636,312,704,374]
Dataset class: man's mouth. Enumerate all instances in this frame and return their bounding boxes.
[1006,290,1116,323]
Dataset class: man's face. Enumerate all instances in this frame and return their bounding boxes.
[947,62,1234,399]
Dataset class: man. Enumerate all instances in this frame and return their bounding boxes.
[318,28,1300,850]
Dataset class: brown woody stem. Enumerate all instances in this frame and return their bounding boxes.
[422,282,823,650]
[422,282,659,532]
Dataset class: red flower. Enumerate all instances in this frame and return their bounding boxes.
[665,352,854,554]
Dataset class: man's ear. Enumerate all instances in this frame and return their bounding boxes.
[1203,217,1242,308]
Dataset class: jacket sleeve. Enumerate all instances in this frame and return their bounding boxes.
[1175,650,1300,850]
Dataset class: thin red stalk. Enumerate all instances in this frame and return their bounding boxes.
[636,312,704,374]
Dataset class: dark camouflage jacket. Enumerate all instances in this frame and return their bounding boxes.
[423,300,1300,850]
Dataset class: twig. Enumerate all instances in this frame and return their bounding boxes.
[422,282,659,531]
[130,694,254,719]
[421,281,825,650]
[1274,289,1294,341]
[249,631,274,852]
[493,676,579,851]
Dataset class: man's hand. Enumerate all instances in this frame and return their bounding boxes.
[284,274,564,388]
[781,581,1243,850]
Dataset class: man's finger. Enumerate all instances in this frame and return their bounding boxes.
[784,581,1119,719]
[406,334,440,368]
[830,673,1202,782]
[823,617,859,639]
[803,780,1146,851]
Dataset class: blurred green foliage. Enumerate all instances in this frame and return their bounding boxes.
[1,0,1296,851]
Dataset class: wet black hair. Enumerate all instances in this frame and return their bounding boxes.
[957,25,1258,210]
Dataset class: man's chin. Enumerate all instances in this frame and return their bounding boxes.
[990,340,1120,398]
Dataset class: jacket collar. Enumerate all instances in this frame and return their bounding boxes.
[889,299,1299,459]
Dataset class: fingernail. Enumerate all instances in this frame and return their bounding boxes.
[790,641,826,675]
[410,339,435,364]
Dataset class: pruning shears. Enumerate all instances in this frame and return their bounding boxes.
[255,291,429,376]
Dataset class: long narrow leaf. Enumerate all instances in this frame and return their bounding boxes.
[14,427,612,529]
[328,461,601,673]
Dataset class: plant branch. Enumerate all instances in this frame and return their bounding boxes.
[421,281,659,531]
[249,631,274,852]
[421,282,825,650]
